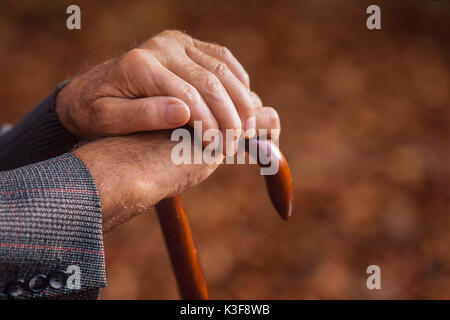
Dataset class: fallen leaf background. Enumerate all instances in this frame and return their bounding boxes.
[0,0,448,299]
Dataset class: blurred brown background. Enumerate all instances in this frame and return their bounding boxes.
[0,0,449,299]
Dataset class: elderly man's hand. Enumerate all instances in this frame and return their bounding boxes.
[57,30,262,153]
[73,130,220,233]
[72,107,280,233]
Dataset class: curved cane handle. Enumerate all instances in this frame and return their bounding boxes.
[155,139,293,299]
[245,138,293,220]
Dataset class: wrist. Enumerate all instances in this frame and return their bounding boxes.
[72,139,157,233]
[72,144,119,230]
[55,77,83,137]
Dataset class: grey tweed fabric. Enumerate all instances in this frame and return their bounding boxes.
[0,84,106,299]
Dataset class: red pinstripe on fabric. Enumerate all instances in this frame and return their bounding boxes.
[0,243,104,255]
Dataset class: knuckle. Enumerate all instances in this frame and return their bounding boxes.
[214,62,230,78]
[162,29,182,37]
[159,30,175,37]
[136,102,156,128]
[201,73,222,95]
[217,45,231,58]
[146,36,163,48]
[138,101,152,118]
[157,30,178,40]
[148,32,177,49]
[120,48,145,68]
[191,69,223,98]
[158,30,191,43]
[126,48,145,61]
[181,84,201,104]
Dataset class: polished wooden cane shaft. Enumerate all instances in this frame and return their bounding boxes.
[155,195,209,300]
[156,139,293,299]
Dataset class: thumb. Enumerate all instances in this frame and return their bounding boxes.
[92,96,190,135]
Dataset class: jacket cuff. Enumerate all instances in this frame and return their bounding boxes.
[0,153,106,299]
[0,80,78,171]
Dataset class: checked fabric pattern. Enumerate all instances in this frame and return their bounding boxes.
[0,84,106,299]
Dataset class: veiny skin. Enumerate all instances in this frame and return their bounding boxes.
[73,130,221,233]
[73,107,280,233]
[57,31,261,140]
[60,30,281,232]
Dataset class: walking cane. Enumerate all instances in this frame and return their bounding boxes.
[155,138,293,299]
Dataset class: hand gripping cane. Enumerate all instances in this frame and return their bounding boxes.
[155,138,293,299]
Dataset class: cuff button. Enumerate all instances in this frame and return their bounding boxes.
[48,270,68,289]
[5,280,26,298]
[28,274,48,293]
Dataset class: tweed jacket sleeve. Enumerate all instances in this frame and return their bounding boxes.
[0,85,106,299]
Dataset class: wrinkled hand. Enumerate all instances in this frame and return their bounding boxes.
[57,30,267,153]
[73,130,218,233]
[72,108,280,233]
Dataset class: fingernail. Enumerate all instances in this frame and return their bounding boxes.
[244,117,256,138]
[165,101,188,125]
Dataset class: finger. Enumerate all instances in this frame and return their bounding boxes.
[255,107,281,141]
[193,39,250,89]
[91,96,190,135]
[186,46,256,138]
[250,91,263,108]
[167,55,242,156]
[127,50,221,140]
